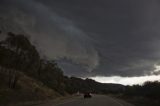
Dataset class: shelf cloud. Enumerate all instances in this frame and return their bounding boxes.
[1,0,160,83]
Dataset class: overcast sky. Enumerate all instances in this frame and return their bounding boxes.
[1,0,160,85]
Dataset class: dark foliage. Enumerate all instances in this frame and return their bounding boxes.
[124,81,160,99]
[64,77,124,94]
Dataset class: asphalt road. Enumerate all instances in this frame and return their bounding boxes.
[37,95,134,106]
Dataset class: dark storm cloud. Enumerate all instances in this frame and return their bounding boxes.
[0,0,99,73]
[1,0,160,77]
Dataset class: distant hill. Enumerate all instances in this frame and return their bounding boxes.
[64,77,125,94]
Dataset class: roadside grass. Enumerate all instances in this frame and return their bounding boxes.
[123,96,160,106]
[0,72,61,106]
[113,94,160,106]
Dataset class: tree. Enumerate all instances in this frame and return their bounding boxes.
[0,32,41,88]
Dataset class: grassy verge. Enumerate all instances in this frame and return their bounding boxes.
[0,73,61,106]
[113,94,160,106]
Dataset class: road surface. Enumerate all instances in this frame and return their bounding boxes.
[37,95,134,106]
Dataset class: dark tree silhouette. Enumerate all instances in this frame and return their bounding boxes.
[0,32,41,88]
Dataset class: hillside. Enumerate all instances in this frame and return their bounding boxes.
[0,71,60,105]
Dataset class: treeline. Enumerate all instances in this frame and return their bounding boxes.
[64,77,124,94]
[124,81,160,99]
